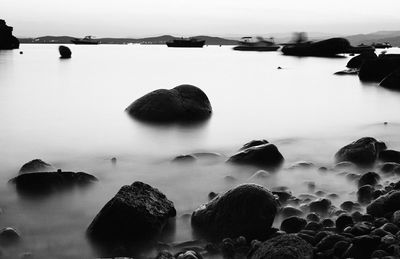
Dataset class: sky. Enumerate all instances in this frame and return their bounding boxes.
[2,0,400,38]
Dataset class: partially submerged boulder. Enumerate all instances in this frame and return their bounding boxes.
[87,181,176,244]
[281,38,351,57]
[347,51,377,69]
[358,55,400,82]
[335,137,386,167]
[59,45,71,59]
[191,184,279,240]
[126,84,212,123]
[19,159,53,174]
[228,141,284,170]
[250,234,313,259]
[0,19,19,50]
[380,69,400,91]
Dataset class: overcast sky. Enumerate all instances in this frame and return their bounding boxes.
[3,0,400,37]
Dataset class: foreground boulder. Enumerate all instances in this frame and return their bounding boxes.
[367,191,400,217]
[59,45,71,58]
[380,69,400,91]
[191,184,279,240]
[281,38,351,57]
[358,55,400,82]
[10,170,97,195]
[126,84,212,123]
[228,141,284,170]
[87,182,176,244]
[335,137,386,167]
[0,19,19,50]
[250,234,313,259]
[19,159,53,174]
[346,51,377,69]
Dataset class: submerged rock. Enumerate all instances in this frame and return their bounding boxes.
[126,84,212,123]
[191,184,279,240]
[281,38,351,57]
[19,159,53,174]
[346,51,377,69]
[335,137,386,167]
[227,142,284,170]
[59,45,71,58]
[87,181,176,244]
[380,69,400,91]
[250,234,313,259]
[0,19,19,50]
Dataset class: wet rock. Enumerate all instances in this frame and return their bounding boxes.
[335,137,386,166]
[306,213,320,222]
[59,45,71,58]
[352,211,364,222]
[0,19,19,50]
[247,170,271,181]
[208,192,217,200]
[87,181,176,244]
[9,170,98,196]
[380,223,399,235]
[309,198,331,216]
[379,150,400,163]
[342,235,381,259]
[360,213,374,223]
[281,38,351,57]
[333,240,351,257]
[334,161,356,169]
[315,190,326,197]
[0,227,20,246]
[392,210,400,226]
[176,250,202,259]
[289,161,314,170]
[336,214,354,232]
[321,218,335,228]
[380,162,400,175]
[172,155,196,163]
[126,84,212,123]
[280,216,306,233]
[250,234,313,259]
[371,228,390,237]
[367,195,388,217]
[348,221,373,236]
[227,143,284,170]
[340,201,355,212]
[358,172,380,187]
[370,249,389,258]
[191,184,279,240]
[380,69,400,91]
[304,221,322,232]
[358,185,375,204]
[316,234,350,252]
[272,191,292,205]
[375,217,389,228]
[347,51,378,69]
[156,250,174,259]
[19,159,53,174]
[280,206,303,219]
[359,55,400,82]
[239,139,269,150]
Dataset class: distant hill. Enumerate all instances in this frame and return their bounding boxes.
[346,31,400,46]
[19,35,238,45]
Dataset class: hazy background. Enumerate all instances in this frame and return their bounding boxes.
[3,0,400,37]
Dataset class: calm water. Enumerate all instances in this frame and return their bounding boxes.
[0,44,400,258]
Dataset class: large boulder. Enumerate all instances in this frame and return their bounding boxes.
[126,84,212,123]
[379,149,400,163]
[0,19,19,50]
[228,142,284,170]
[346,51,377,69]
[9,170,97,195]
[380,69,400,91]
[59,45,71,59]
[191,184,279,240]
[250,234,313,259]
[335,137,386,167]
[87,181,176,243]
[358,55,400,82]
[19,159,53,174]
[281,38,351,57]
[367,191,400,217]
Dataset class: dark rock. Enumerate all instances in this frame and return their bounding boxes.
[208,192,217,200]
[87,181,176,244]
[381,223,399,235]
[371,228,390,237]
[335,137,386,166]
[59,45,71,59]
[332,240,351,258]
[0,20,19,50]
[316,234,350,251]
[191,184,279,240]
[336,214,354,232]
[359,56,400,82]
[0,227,20,246]
[370,250,389,258]
[358,172,380,187]
[347,51,378,69]
[375,217,389,228]
[272,191,292,205]
[380,162,400,174]
[9,170,97,196]
[321,218,335,228]
[304,221,322,232]
[357,185,375,204]
[379,150,400,163]
[239,139,269,150]
[306,213,320,222]
[156,250,174,259]
[334,68,359,75]
[380,69,400,91]
[250,234,313,259]
[19,159,52,174]
[360,213,374,223]
[126,84,212,123]
[280,206,303,219]
[340,201,355,212]
[227,143,284,170]
[342,235,381,259]
[392,210,400,226]
[315,190,326,197]
[352,211,364,222]
[175,250,202,259]
[280,216,307,233]
[309,198,331,216]
[348,221,373,236]
[281,38,351,57]
[172,155,196,163]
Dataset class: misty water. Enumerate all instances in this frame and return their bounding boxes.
[0,44,400,258]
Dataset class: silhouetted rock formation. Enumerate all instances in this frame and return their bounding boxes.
[9,170,97,196]
[380,69,400,91]
[250,234,313,259]
[126,84,212,123]
[335,137,386,167]
[19,159,53,174]
[0,19,19,50]
[87,182,176,244]
[281,38,351,57]
[347,51,377,69]
[228,140,284,170]
[59,45,71,58]
[358,54,400,82]
[191,183,279,240]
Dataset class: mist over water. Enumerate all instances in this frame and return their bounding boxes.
[0,45,400,257]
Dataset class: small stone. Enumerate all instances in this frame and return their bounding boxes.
[280,216,307,233]
[336,214,354,232]
[0,227,20,246]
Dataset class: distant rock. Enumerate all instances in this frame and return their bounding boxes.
[191,184,279,240]
[87,181,176,244]
[380,69,400,91]
[59,45,71,58]
[10,170,97,195]
[126,84,212,123]
[19,159,53,174]
[335,137,386,167]
[228,141,284,170]
[281,38,351,57]
[358,55,400,82]
[250,234,313,259]
[0,19,19,50]
[346,51,377,69]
